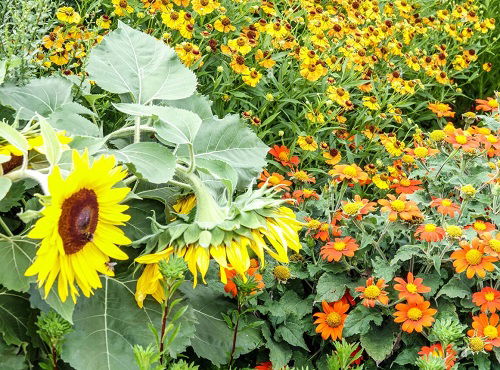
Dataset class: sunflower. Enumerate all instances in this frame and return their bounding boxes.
[450,238,497,279]
[393,272,431,303]
[320,237,359,262]
[26,150,131,302]
[394,297,437,333]
[313,300,349,340]
[467,313,500,351]
[473,287,500,313]
[223,259,264,297]
[356,277,389,307]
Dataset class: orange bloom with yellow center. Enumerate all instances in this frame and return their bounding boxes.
[329,164,368,183]
[414,223,445,242]
[466,220,496,234]
[475,97,499,112]
[355,277,389,308]
[450,238,498,279]
[445,129,479,151]
[418,344,456,370]
[481,232,500,257]
[473,287,500,313]
[313,300,349,340]
[428,102,455,117]
[467,313,500,351]
[378,194,423,222]
[394,297,437,333]
[320,236,359,262]
[393,272,431,303]
[257,170,292,191]
[269,145,299,168]
[430,197,460,218]
[390,178,423,194]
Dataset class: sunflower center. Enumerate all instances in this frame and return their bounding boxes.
[455,135,468,144]
[333,241,346,251]
[326,312,342,328]
[469,337,485,352]
[424,224,437,232]
[391,199,405,211]
[59,188,99,254]
[484,325,498,339]
[485,292,495,301]
[465,249,483,265]
[474,221,486,231]
[441,199,452,207]
[364,285,381,299]
[342,166,357,176]
[406,283,418,293]
[407,307,423,321]
[489,239,500,252]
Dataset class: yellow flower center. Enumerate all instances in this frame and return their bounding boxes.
[484,325,498,339]
[278,152,289,161]
[390,199,405,212]
[342,165,357,177]
[461,184,476,195]
[414,147,429,158]
[488,100,499,108]
[486,134,497,143]
[446,225,462,237]
[364,285,381,299]
[307,220,321,229]
[400,178,411,186]
[406,283,418,293]
[441,199,452,207]
[485,292,495,302]
[326,312,342,328]
[333,241,346,251]
[268,175,281,185]
[430,130,446,141]
[293,171,309,181]
[455,135,468,144]
[273,265,291,281]
[469,337,485,352]
[407,307,423,321]
[465,249,483,265]
[424,224,437,232]
[474,221,486,231]
[343,202,363,215]
[489,239,500,252]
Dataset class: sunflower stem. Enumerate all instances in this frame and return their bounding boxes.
[0,217,13,237]
[134,116,141,143]
[228,300,242,367]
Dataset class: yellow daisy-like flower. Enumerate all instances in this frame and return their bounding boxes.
[26,150,131,303]
[56,7,81,24]
[192,0,220,15]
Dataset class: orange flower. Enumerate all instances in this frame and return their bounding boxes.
[393,272,431,303]
[342,195,376,218]
[430,197,460,218]
[258,170,292,191]
[320,236,359,262]
[292,188,319,203]
[313,300,349,340]
[445,129,479,151]
[428,102,455,117]
[473,287,500,313]
[475,97,499,112]
[450,238,498,279]
[414,223,445,242]
[467,313,500,351]
[323,148,342,166]
[418,344,456,370]
[223,259,264,297]
[288,170,316,183]
[466,220,496,234]
[378,194,423,222]
[394,296,437,333]
[355,277,389,308]
[329,164,368,183]
[481,232,500,257]
[269,145,299,168]
[254,362,273,370]
[390,178,423,194]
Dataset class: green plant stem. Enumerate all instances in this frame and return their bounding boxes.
[434,148,459,179]
[228,301,242,367]
[372,220,390,263]
[159,298,170,365]
[134,116,141,143]
[0,217,13,237]
[51,344,58,370]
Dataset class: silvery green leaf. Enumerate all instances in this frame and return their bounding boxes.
[0,120,29,153]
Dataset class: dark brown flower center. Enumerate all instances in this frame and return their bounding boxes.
[59,188,99,254]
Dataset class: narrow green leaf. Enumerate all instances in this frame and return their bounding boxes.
[0,121,28,154]
[38,115,61,167]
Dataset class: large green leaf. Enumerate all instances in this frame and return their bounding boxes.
[315,273,352,303]
[62,276,161,370]
[0,291,31,345]
[109,142,176,184]
[0,339,27,370]
[343,305,383,337]
[29,285,75,324]
[0,237,36,292]
[0,177,12,202]
[87,22,196,104]
[360,322,399,365]
[436,277,471,299]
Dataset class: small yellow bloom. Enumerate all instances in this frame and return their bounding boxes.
[297,136,318,151]
[56,7,81,24]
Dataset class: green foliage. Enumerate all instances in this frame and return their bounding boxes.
[326,339,364,370]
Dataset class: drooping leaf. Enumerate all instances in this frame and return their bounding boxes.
[109,142,176,184]
[38,115,61,167]
[87,22,196,104]
[122,198,165,241]
[0,237,36,292]
[29,285,75,324]
[0,177,12,201]
[343,305,383,337]
[0,291,31,345]
[0,121,28,154]
[360,322,398,365]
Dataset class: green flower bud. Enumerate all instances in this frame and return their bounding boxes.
[430,317,466,344]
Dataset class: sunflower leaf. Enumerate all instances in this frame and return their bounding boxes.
[342,305,383,337]
[0,177,12,201]
[360,322,398,365]
[0,237,36,292]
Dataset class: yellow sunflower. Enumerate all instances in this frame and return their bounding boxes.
[25,150,131,302]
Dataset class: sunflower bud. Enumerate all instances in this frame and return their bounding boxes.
[273,265,291,282]
[430,317,465,344]
[159,255,187,281]
[415,354,447,370]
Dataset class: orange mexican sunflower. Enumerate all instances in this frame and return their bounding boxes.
[393,272,431,303]
[378,194,423,222]
[269,145,299,168]
[418,344,456,370]
[292,189,319,203]
[329,164,368,183]
[342,195,376,218]
[313,300,349,340]
[323,148,342,166]
[467,313,500,351]
[320,236,359,262]
[390,178,423,194]
[428,102,455,117]
[394,297,437,333]
[355,277,389,308]
[405,146,439,160]
[430,197,460,218]
[466,220,496,234]
[445,129,479,151]
[258,170,292,191]
[414,223,445,242]
[223,259,264,297]
[450,238,498,279]
[481,232,500,257]
[475,97,499,112]
[254,362,273,370]
[288,170,316,183]
[473,287,500,313]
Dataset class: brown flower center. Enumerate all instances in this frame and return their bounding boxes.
[58,188,99,254]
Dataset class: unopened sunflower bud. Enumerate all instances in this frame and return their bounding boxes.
[159,256,187,280]
[273,265,291,282]
[430,317,465,344]
[415,354,446,370]
[289,253,305,263]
